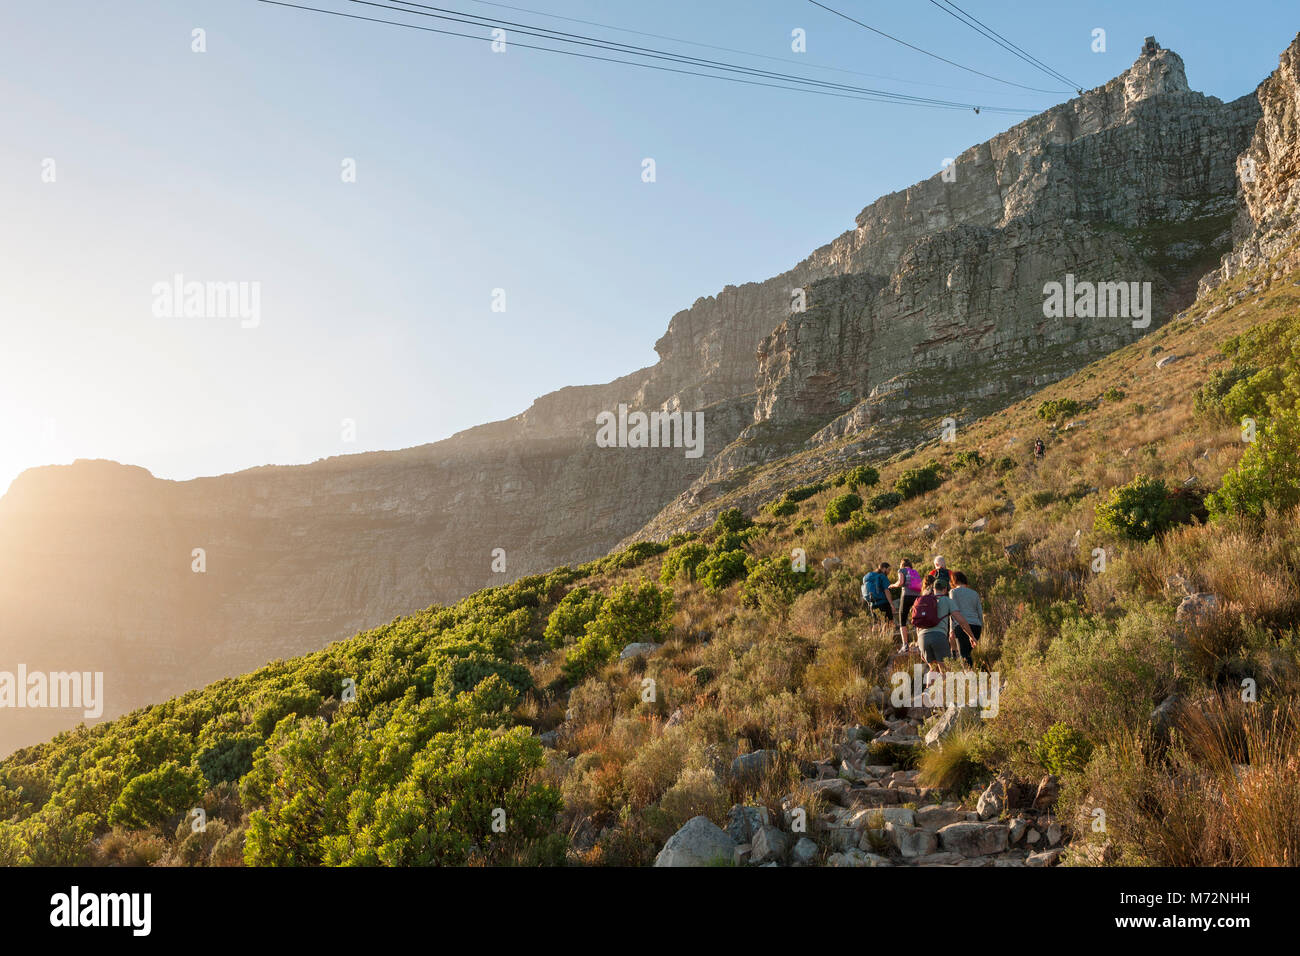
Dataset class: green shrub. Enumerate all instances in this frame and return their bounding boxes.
[1207,406,1300,521]
[1037,398,1084,421]
[689,665,715,686]
[107,761,206,830]
[842,512,878,542]
[196,735,260,787]
[563,581,673,681]
[866,491,903,513]
[543,586,606,648]
[784,482,826,503]
[1033,722,1094,776]
[1016,489,1056,512]
[993,456,1016,474]
[824,493,863,525]
[1101,386,1126,402]
[697,549,749,591]
[1095,474,1203,541]
[611,540,668,569]
[712,508,752,535]
[894,464,942,500]
[766,498,798,518]
[741,554,818,610]
[659,541,709,585]
[1193,364,1259,419]
[321,727,561,866]
[843,465,880,489]
[952,451,984,471]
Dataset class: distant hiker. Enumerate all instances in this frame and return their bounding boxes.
[1034,438,1046,459]
[948,571,984,667]
[910,578,977,681]
[924,555,952,593]
[862,562,894,623]
[895,558,923,651]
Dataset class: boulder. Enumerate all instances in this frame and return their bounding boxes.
[725,805,771,844]
[808,777,852,804]
[1175,592,1219,624]
[1149,694,1184,743]
[825,826,862,851]
[790,836,819,866]
[1033,775,1061,812]
[924,704,981,746]
[913,851,965,866]
[844,787,900,808]
[654,816,738,867]
[916,805,964,830]
[975,774,1017,820]
[1027,849,1062,867]
[751,825,791,865]
[937,822,1010,857]
[851,806,916,828]
[1046,822,1063,846]
[887,822,939,858]
[619,642,662,660]
[970,516,989,533]
[731,749,778,781]
[827,848,892,867]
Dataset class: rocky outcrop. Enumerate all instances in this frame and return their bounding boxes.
[1201,32,1300,290]
[636,44,1261,537]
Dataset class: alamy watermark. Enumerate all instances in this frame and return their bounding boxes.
[1042,274,1151,328]
[595,404,704,459]
[890,665,1000,717]
[0,666,103,718]
[151,274,261,328]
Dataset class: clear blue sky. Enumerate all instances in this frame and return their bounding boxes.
[0,0,1295,493]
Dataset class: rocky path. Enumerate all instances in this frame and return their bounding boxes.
[655,691,1071,867]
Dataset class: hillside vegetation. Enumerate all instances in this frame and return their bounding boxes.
[3,242,1300,867]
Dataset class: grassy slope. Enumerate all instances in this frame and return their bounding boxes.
[3,240,1298,867]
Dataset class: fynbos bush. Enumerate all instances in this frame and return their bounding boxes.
[824,492,863,525]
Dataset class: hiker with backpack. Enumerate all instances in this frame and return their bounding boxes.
[861,562,895,623]
[911,578,978,681]
[924,555,952,593]
[948,571,984,666]
[895,558,923,651]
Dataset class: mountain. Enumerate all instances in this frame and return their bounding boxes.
[0,39,1268,755]
[1,30,1299,869]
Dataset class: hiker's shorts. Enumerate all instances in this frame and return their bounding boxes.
[898,593,918,626]
[920,631,951,663]
[868,602,892,621]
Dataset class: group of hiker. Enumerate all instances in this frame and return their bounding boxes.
[861,556,984,676]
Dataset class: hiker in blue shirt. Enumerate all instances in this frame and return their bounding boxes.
[861,562,894,623]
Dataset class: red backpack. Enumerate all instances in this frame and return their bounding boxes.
[910,593,943,628]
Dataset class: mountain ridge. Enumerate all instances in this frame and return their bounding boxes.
[0,37,1276,756]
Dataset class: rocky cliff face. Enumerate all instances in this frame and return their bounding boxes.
[0,40,1279,754]
[635,42,1262,536]
[1202,32,1300,290]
